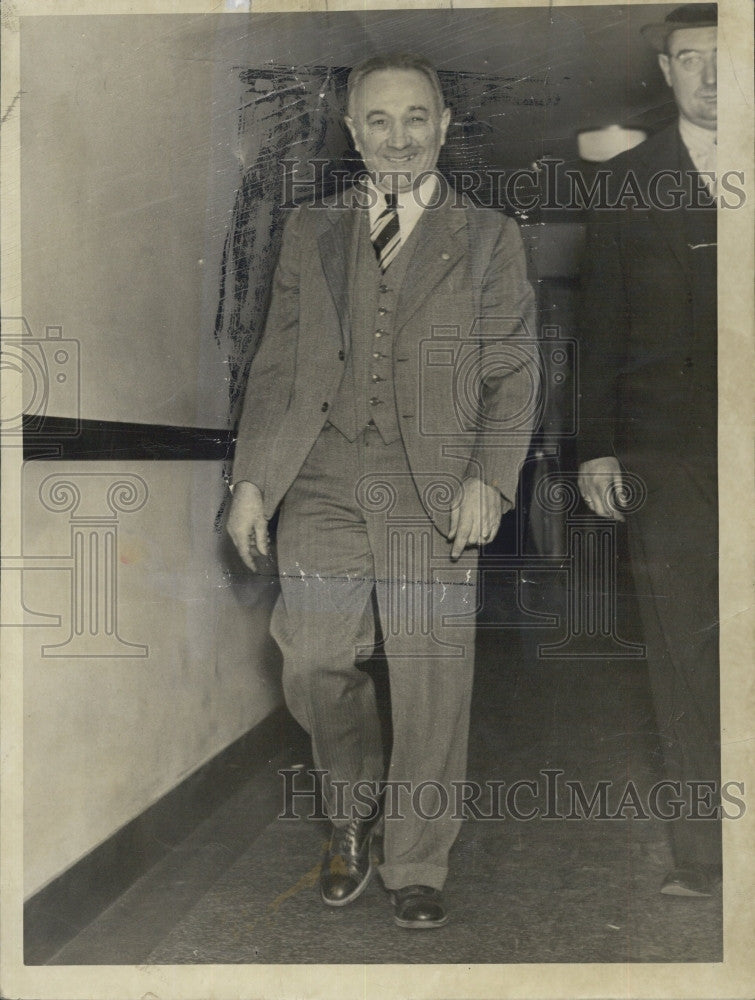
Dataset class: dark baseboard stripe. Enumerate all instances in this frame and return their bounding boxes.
[24,704,294,965]
[23,415,236,461]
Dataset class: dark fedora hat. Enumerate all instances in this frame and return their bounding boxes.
[641,4,717,52]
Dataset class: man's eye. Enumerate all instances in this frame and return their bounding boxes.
[370,119,388,128]
[410,116,427,124]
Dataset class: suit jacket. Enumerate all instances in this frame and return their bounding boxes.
[578,123,717,469]
[233,179,538,535]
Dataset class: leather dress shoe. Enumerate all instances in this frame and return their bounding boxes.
[389,885,448,929]
[320,818,376,906]
[660,865,713,897]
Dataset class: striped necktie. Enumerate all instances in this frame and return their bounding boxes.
[370,192,401,272]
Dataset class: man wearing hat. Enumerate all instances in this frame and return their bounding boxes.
[578,5,720,897]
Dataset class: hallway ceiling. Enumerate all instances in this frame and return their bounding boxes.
[213,4,682,169]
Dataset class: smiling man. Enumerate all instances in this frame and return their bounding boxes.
[227,53,537,928]
[578,6,721,897]
[345,62,451,193]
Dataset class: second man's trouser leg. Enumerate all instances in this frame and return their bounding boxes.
[625,455,721,870]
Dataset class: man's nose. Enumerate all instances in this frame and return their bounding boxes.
[388,122,410,148]
[700,54,717,87]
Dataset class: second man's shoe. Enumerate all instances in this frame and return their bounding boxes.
[389,885,449,929]
[660,865,713,897]
[320,818,376,906]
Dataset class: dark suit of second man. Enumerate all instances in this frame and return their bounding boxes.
[578,6,720,897]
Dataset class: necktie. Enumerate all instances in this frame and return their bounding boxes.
[370,193,401,272]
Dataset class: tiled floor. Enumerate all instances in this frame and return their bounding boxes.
[45,576,723,965]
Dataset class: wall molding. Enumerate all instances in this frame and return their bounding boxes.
[24,705,291,965]
[23,416,235,461]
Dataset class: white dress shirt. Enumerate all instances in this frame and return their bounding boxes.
[678,115,717,195]
[365,173,440,244]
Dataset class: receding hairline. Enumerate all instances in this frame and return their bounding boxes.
[346,55,446,117]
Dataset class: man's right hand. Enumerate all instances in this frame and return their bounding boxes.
[226,481,270,571]
[578,456,626,522]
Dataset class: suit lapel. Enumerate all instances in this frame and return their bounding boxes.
[637,127,691,281]
[393,183,468,332]
[317,179,469,342]
[316,193,361,351]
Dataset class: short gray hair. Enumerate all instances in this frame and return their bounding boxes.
[346,53,446,116]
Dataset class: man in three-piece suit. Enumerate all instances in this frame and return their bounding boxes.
[228,53,537,927]
[578,5,720,897]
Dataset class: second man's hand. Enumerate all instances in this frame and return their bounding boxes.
[578,456,626,521]
[448,476,505,560]
[226,480,270,572]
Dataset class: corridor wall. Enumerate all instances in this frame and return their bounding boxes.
[17,7,666,897]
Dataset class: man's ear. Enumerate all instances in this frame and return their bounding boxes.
[658,53,673,88]
[344,115,361,152]
[439,106,451,146]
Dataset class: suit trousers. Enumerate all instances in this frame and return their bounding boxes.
[270,422,479,890]
[624,451,721,869]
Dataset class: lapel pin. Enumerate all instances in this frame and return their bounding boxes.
[441,252,451,260]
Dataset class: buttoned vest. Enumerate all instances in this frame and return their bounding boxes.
[327,207,424,444]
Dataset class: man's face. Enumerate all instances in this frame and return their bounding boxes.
[658,26,717,130]
[345,68,451,193]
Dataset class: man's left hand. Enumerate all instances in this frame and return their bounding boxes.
[448,477,504,560]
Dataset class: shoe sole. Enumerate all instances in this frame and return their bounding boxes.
[660,883,712,898]
[320,830,375,908]
[393,913,449,930]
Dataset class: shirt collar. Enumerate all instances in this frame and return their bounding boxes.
[364,173,440,228]
[678,115,717,154]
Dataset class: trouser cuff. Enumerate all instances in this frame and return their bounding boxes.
[378,863,447,891]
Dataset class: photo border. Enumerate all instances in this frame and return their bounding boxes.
[1,1,752,997]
